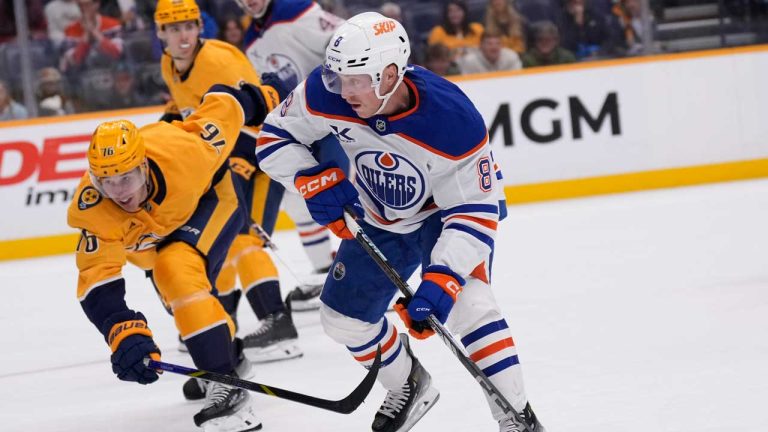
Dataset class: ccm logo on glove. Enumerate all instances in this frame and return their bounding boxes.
[296,168,344,198]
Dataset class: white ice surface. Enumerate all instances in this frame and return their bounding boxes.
[2,179,768,432]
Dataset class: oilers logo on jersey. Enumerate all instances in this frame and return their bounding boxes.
[355,151,425,210]
[266,53,301,90]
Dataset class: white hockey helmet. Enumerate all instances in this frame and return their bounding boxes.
[322,12,411,114]
[235,0,271,19]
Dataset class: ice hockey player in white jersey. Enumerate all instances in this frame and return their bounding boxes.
[236,0,346,310]
[256,12,545,432]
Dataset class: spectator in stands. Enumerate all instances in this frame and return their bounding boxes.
[111,62,146,108]
[521,20,576,67]
[0,80,28,121]
[46,0,82,48]
[36,67,75,116]
[0,0,47,42]
[428,0,484,59]
[318,0,349,19]
[558,0,611,59]
[424,43,461,76]
[608,0,654,56]
[484,0,526,53]
[380,2,403,22]
[60,0,123,72]
[219,16,245,50]
[98,0,154,31]
[458,29,522,74]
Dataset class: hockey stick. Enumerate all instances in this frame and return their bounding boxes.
[144,346,381,414]
[249,222,306,283]
[342,209,532,431]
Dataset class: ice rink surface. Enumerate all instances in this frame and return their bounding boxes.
[2,179,768,432]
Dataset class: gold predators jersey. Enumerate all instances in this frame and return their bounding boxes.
[162,39,260,134]
[67,91,246,299]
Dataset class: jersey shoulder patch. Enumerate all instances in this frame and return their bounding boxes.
[78,186,102,210]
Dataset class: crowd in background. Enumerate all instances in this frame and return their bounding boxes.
[1,0,767,120]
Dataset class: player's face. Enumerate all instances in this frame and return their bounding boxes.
[93,165,148,212]
[160,20,200,61]
[322,68,380,118]
[339,75,381,118]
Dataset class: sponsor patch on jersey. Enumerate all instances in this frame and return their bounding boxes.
[78,186,102,210]
[333,261,346,280]
[355,151,425,210]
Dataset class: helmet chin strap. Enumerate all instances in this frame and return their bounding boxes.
[372,74,405,116]
[371,66,413,116]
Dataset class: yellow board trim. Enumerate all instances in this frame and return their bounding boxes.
[3,158,768,261]
[503,158,768,204]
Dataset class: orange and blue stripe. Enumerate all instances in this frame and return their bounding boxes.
[461,319,519,377]
[346,317,402,369]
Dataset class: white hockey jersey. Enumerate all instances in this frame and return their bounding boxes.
[243,0,342,90]
[257,66,506,280]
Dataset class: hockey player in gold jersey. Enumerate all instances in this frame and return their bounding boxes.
[67,76,281,430]
[154,0,301,371]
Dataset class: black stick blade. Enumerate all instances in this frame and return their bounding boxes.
[146,345,381,414]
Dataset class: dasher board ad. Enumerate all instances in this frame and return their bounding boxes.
[1,46,767,246]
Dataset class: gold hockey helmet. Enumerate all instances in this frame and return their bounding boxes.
[88,120,146,177]
[154,0,201,26]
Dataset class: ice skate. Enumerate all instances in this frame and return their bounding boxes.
[371,334,440,432]
[193,381,261,432]
[192,341,260,432]
[183,340,254,401]
[498,402,545,432]
[284,267,328,311]
[242,310,302,363]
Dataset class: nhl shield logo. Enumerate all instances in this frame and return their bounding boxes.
[375,119,386,132]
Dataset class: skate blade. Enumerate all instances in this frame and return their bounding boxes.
[201,397,262,432]
[395,386,440,432]
[243,341,303,364]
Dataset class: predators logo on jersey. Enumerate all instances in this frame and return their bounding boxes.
[78,186,102,210]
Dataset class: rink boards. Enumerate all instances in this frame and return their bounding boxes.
[1,44,767,260]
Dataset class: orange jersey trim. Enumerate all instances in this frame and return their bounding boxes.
[446,215,498,230]
[388,77,420,121]
[398,131,488,161]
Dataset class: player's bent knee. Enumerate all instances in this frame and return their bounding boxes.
[153,242,236,338]
[174,292,235,339]
[320,303,384,346]
[153,242,210,301]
